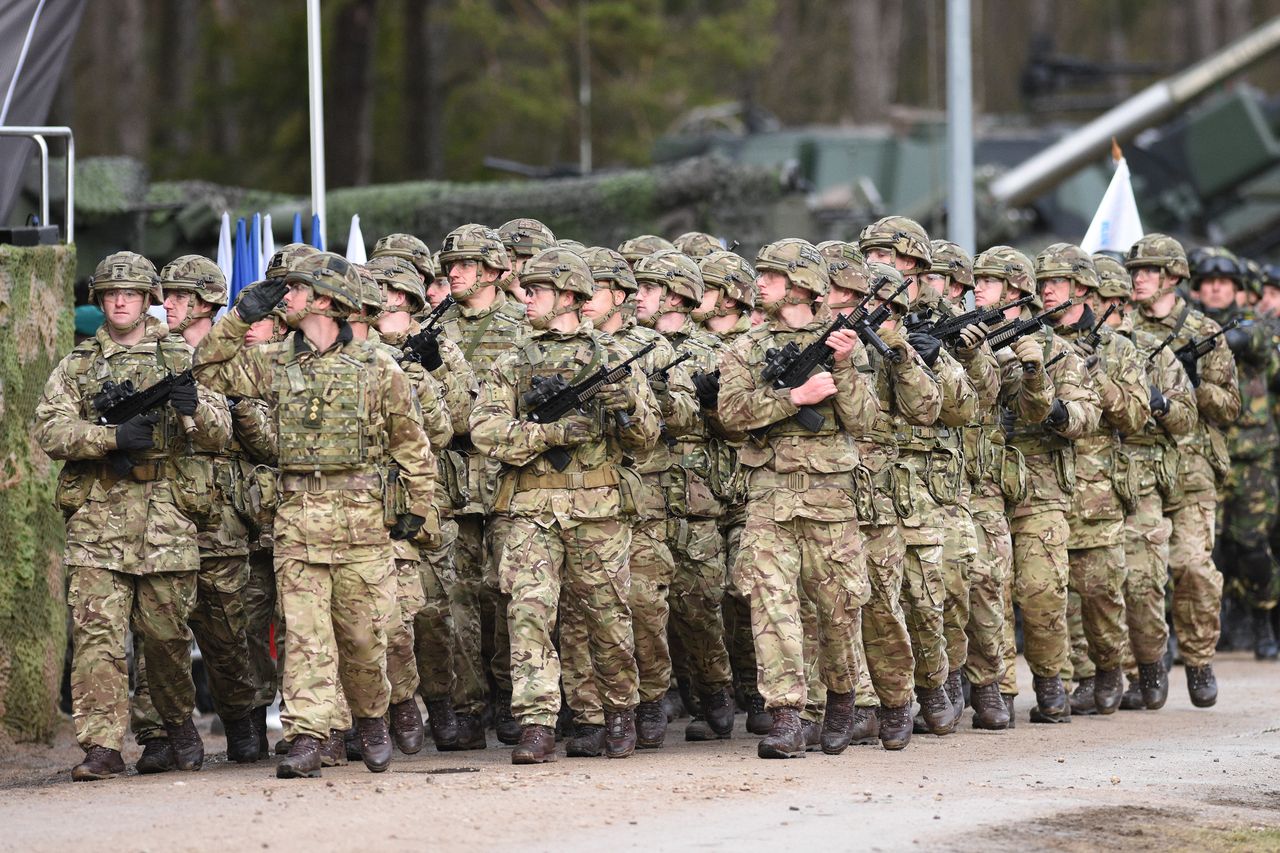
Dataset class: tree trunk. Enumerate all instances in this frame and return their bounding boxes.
[327,0,378,187]
[849,1,903,123]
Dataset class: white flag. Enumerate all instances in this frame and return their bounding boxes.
[345,214,367,265]
[216,212,234,285]
[260,213,275,279]
[1081,156,1143,255]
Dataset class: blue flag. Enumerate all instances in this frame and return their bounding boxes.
[292,212,304,245]
[311,213,324,251]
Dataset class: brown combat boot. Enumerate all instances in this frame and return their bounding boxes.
[277,735,323,779]
[320,729,348,767]
[274,736,291,756]
[819,690,856,755]
[1185,663,1218,708]
[253,705,270,760]
[493,692,521,746]
[849,706,880,745]
[915,685,957,735]
[1069,676,1098,716]
[72,745,125,782]
[389,698,425,754]
[758,707,805,759]
[1120,676,1145,710]
[703,688,735,738]
[1003,694,1016,728]
[356,717,393,772]
[1028,675,1070,723]
[164,717,205,771]
[944,670,964,713]
[512,724,557,764]
[877,704,912,750]
[605,709,638,759]
[424,698,459,750]
[452,712,487,750]
[1093,668,1124,715]
[135,739,175,774]
[635,700,666,749]
[566,723,606,758]
[1139,662,1169,710]
[344,727,362,761]
[969,683,1010,730]
[745,694,771,735]
[801,717,821,752]
[224,714,260,763]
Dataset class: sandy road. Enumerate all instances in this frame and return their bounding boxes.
[2,653,1278,852]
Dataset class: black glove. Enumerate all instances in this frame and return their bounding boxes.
[999,407,1017,436]
[169,381,198,417]
[907,331,942,367]
[1149,384,1170,417]
[1044,398,1069,430]
[1177,351,1201,387]
[389,512,425,541]
[417,334,443,371]
[236,278,288,323]
[692,370,720,408]
[115,411,160,451]
[1224,326,1249,357]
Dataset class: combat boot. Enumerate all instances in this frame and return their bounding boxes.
[876,704,912,750]
[1185,663,1218,708]
[566,723,606,758]
[703,688,735,738]
[1002,694,1016,728]
[356,717,393,772]
[425,698,459,750]
[944,670,964,714]
[389,698,424,754]
[819,690,856,755]
[1138,662,1168,709]
[849,706,880,745]
[684,717,715,741]
[970,683,1010,730]
[915,685,957,735]
[224,714,260,763]
[253,705,270,760]
[135,739,175,774]
[745,694,771,735]
[320,730,348,767]
[493,691,521,746]
[276,735,322,779]
[1093,668,1124,715]
[344,727,362,761]
[1028,675,1070,723]
[451,712,487,750]
[675,677,699,719]
[512,724,558,764]
[1069,677,1098,716]
[1120,676,1146,710]
[635,700,667,749]
[801,717,822,752]
[758,707,805,759]
[605,709,638,759]
[72,746,125,782]
[1253,608,1279,660]
[165,717,205,771]
[274,737,291,756]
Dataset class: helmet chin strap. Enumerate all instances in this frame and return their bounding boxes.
[101,292,150,333]
[451,263,496,301]
[528,292,576,330]
[172,296,214,333]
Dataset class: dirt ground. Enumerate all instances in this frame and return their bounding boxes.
[2,652,1278,852]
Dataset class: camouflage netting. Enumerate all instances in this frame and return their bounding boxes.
[0,244,74,743]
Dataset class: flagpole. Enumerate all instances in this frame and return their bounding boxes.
[946,0,975,260]
[306,0,327,249]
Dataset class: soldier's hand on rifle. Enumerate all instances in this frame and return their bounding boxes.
[1224,325,1250,357]
[878,326,912,359]
[1177,350,1201,387]
[418,335,443,371]
[170,382,198,417]
[115,411,160,452]
[389,512,425,541]
[1149,384,1170,417]
[954,321,988,354]
[541,413,595,447]
[825,329,862,363]
[1011,337,1043,372]
[597,381,636,415]
[692,370,719,408]
[1072,336,1098,360]
[789,371,837,406]
[1044,398,1069,430]
[236,278,288,323]
[907,331,942,367]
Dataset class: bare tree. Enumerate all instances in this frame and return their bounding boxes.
[327,0,379,187]
[849,0,903,123]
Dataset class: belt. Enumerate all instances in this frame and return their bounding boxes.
[516,466,619,490]
[279,471,382,493]
[747,469,852,491]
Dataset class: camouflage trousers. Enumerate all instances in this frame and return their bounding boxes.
[499,515,638,728]
[276,554,395,742]
[669,517,734,694]
[1001,509,1070,692]
[563,516,673,726]
[243,547,278,708]
[67,566,196,751]
[131,554,260,742]
[733,509,868,710]
[853,521,914,709]
[451,515,513,714]
[966,505,1011,687]
[720,518,760,706]
[940,500,979,680]
[1064,542,1128,676]
[387,557,426,705]
[1121,490,1171,671]
[902,536,948,691]
[1167,497,1223,667]
[414,518,459,702]
[800,590,835,721]
[1217,459,1280,609]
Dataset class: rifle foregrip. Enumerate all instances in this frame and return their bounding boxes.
[545,447,572,472]
[795,405,826,432]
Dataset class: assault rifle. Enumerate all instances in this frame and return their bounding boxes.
[523,341,656,470]
[923,294,1035,344]
[647,350,691,381]
[1147,316,1239,364]
[984,299,1076,351]
[844,277,911,362]
[92,370,197,475]
[400,295,455,366]
[1044,303,1117,369]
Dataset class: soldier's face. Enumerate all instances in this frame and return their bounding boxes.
[426,278,451,307]
[162,289,192,329]
[1259,285,1280,317]
[696,287,719,317]
[635,282,665,321]
[865,247,895,266]
[1131,267,1163,301]
[284,282,313,314]
[1039,277,1072,311]
[245,317,277,345]
[921,272,947,296]
[973,276,1005,308]
[756,271,789,305]
[448,259,497,295]
[1100,296,1127,326]
[582,286,621,322]
[523,283,558,320]
[101,288,146,328]
[1198,276,1236,310]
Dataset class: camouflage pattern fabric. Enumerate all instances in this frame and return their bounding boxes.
[244,547,279,708]
[449,516,488,716]
[966,505,1012,686]
[387,557,427,705]
[1166,502,1224,668]
[414,517,460,702]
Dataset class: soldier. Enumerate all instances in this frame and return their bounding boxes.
[717,238,879,759]
[36,251,232,781]
[634,249,738,746]
[1192,249,1280,659]
[618,234,677,270]
[1034,245,1149,716]
[673,231,724,259]
[437,224,529,747]
[470,248,661,763]
[498,218,557,304]
[192,252,435,778]
[1128,234,1240,707]
[128,255,268,772]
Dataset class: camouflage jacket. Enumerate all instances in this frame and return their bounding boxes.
[192,313,434,564]
[1203,304,1278,460]
[664,316,731,519]
[701,313,754,517]
[470,323,660,526]
[1118,317,1198,503]
[35,317,231,575]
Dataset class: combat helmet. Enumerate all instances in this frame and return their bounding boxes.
[698,249,757,309]
[349,264,386,324]
[755,238,829,297]
[1190,247,1243,283]
[973,246,1037,299]
[371,233,435,281]
[1092,254,1131,299]
[266,242,320,279]
[440,224,511,272]
[634,249,706,307]
[1034,243,1099,291]
[89,251,162,332]
[817,240,870,299]
[929,239,974,290]
[618,234,677,267]
[366,255,426,314]
[498,218,557,260]
[283,252,363,321]
[581,246,638,293]
[556,238,588,254]
[858,215,932,271]
[1124,233,1189,280]
[159,254,227,332]
[672,231,723,259]
[520,248,595,298]
[866,262,910,310]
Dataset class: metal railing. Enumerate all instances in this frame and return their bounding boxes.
[0,125,74,243]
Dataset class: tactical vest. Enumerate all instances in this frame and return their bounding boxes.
[514,334,618,476]
[443,295,527,377]
[667,325,721,442]
[274,341,384,473]
[739,325,841,444]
